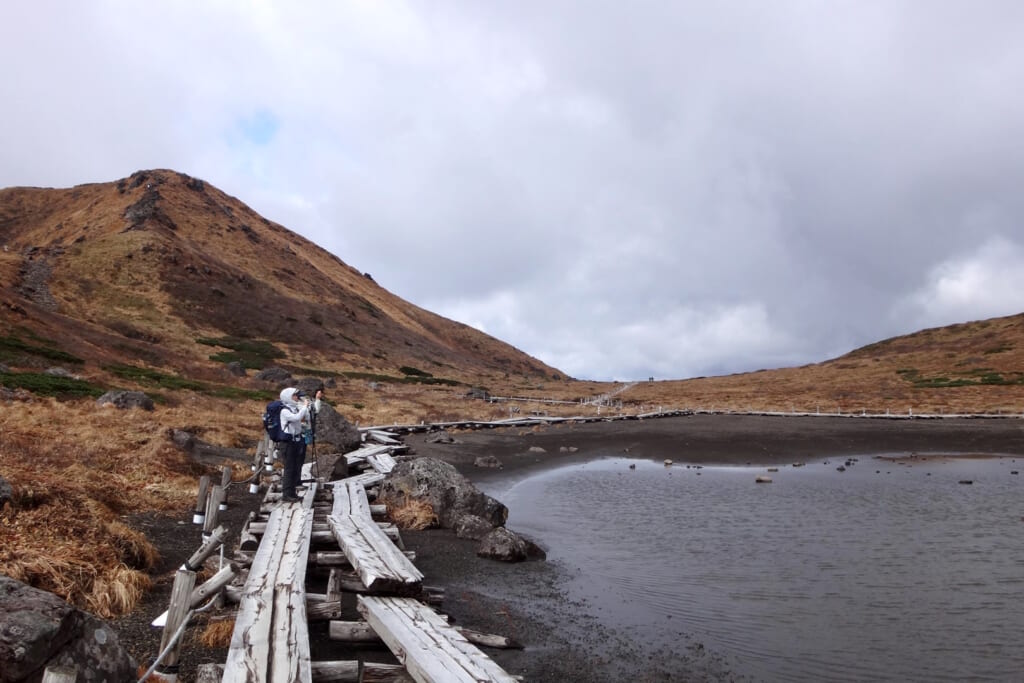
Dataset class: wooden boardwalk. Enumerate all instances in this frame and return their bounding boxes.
[218,432,517,683]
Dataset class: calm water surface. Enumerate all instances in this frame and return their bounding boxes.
[478,453,1024,682]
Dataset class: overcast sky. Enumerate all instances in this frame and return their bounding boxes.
[3,2,1024,381]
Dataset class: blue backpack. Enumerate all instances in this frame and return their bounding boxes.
[261,400,294,442]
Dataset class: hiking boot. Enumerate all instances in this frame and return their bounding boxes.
[281,494,301,503]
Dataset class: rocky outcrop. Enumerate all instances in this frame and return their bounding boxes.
[225,361,246,377]
[377,457,508,529]
[96,391,154,411]
[473,455,502,469]
[425,430,458,444]
[453,514,495,540]
[254,367,292,383]
[0,576,137,683]
[476,527,547,563]
[311,402,361,452]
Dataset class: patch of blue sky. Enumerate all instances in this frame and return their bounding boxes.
[236,109,280,146]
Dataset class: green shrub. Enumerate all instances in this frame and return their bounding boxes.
[0,335,84,365]
[197,337,285,369]
[0,371,104,398]
[399,366,433,377]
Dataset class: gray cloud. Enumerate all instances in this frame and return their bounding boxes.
[3,1,1023,380]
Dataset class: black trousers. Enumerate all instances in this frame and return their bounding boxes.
[281,439,306,498]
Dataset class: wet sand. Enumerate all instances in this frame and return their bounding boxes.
[407,413,1024,477]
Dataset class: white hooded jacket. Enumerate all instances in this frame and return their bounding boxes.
[278,387,309,438]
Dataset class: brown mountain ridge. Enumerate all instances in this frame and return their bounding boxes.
[1,169,562,391]
[1,168,1022,417]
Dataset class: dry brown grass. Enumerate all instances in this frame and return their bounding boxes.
[388,499,439,531]
[196,619,235,648]
[0,397,227,616]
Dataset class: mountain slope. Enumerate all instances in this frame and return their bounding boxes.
[0,169,563,385]
[623,312,1024,415]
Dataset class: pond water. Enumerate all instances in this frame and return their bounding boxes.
[478,453,1024,682]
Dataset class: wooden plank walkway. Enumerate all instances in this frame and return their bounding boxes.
[328,480,423,595]
[358,596,519,683]
[222,435,515,683]
[223,485,316,682]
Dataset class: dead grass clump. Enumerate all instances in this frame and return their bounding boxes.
[389,499,438,530]
[106,519,160,570]
[88,564,151,617]
[196,618,235,648]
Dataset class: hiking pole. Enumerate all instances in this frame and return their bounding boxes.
[310,403,321,481]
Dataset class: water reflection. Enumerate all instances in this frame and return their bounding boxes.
[480,454,1024,682]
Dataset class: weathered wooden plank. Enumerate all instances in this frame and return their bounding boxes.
[327,516,422,594]
[357,596,518,683]
[366,451,397,474]
[345,471,385,488]
[224,509,282,680]
[223,503,314,683]
[328,620,521,649]
[367,429,402,445]
[344,480,372,519]
[343,444,393,467]
[269,505,314,682]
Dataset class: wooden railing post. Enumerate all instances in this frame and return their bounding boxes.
[152,569,197,683]
[193,475,210,525]
[203,484,225,540]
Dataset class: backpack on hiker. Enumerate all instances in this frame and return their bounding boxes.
[262,400,296,443]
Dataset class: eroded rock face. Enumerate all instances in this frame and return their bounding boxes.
[377,457,508,529]
[0,576,137,683]
[476,527,547,563]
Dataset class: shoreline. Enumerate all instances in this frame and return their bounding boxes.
[114,414,1024,682]
[405,413,1024,479]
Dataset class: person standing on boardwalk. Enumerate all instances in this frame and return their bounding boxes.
[278,387,310,503]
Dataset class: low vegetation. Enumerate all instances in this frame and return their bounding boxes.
[0,333,84,366]
[197,336,285,369]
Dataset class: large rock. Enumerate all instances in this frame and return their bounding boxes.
[254,366,291,383]
[95,391,153,411]
[311,402,360,452]
[0,576,137,683]
[476,527,547,563]
[377,458,508,529]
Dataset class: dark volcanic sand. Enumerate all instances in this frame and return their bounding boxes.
[113,414,1024,682]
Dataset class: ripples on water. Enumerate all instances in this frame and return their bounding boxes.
[480,454,1024,682]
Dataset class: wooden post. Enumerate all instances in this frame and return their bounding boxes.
[153,569,197,683]
[220,466,232,511]
[203,485,225,540]
[182,525,228,571]
[41,666,76,683]
[325,567,343,602]
[193,475,210,525]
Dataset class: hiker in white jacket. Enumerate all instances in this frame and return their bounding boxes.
[278,387,310,503]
